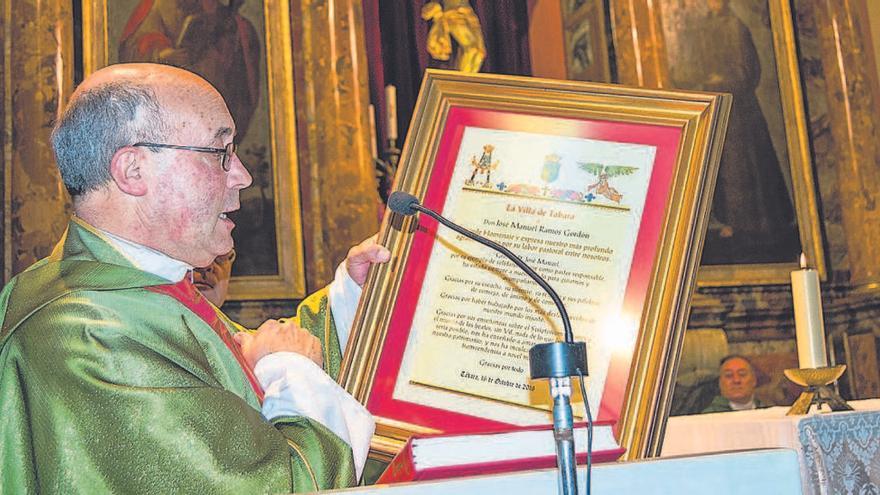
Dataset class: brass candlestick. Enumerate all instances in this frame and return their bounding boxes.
[783,365,853,415]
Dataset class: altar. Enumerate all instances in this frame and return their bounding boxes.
[662,399,880,494]
[327,448,802,494]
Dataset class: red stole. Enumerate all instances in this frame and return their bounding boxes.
[147,279,264,403]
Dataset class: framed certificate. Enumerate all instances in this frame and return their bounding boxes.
[341,70,731,460]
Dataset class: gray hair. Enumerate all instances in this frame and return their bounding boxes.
[51,80,169,196]
[719,354,755,370]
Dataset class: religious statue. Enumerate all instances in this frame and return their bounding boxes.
[421,0,486,73]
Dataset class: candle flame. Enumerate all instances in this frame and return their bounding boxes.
[799,253,807,269]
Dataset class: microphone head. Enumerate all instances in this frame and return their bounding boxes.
[388,191,420,216]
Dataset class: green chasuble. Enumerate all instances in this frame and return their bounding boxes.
[700,395,767,414]
[0,220,354,493]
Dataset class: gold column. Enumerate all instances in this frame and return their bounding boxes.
[609,0,668,88]
[289,0,380,290]
[1,0,73,281]
[811,0,880,286]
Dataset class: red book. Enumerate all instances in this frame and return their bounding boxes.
[377,422,624,483]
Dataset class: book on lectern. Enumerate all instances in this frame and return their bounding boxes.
[376,421,624,483]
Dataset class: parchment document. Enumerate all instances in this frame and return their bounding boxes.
[394,126,656,424]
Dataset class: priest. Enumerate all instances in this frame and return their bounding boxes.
[0,63,389,493]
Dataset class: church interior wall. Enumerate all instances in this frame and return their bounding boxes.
[1,0,878,418]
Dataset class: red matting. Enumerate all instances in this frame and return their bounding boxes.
[367,106,682,433]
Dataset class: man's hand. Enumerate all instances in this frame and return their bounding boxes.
[345,234,391,286]
[233,319,323,369]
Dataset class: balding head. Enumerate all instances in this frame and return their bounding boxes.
[73,63,212,93]
[54,63,252,267]
[52,63,216,198]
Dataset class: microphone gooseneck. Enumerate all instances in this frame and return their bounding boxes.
[389,191,574,343]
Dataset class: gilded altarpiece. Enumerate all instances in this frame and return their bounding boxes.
[1,0,73,282]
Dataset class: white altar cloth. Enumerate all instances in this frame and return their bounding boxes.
[321,448,801,495]
[662,398,880,495]
[662,399,880,456]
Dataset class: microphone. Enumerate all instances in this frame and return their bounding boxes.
[388,190,590,495]
[387,191,421,217]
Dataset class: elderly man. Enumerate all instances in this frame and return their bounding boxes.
[0,63,389,493]
[701,355,766,413]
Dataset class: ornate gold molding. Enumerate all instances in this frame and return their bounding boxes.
[2,0,72,281]
[810,0,880,286]
[289,0,380,290]
[609,0,668,88]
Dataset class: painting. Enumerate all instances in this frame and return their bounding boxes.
[340,70,731,460]
[655,0,824,284]
[82,0,305,300]
[564,0,589,16]
[563,0,612,83]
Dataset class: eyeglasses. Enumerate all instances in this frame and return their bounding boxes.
[133,142,237,172]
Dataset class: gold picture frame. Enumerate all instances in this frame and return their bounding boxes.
[340,69,731,460]
[614,0,824,286]
[81,0,305,300]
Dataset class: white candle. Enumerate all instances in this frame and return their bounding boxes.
[791,254,828,368]
[385,84,398,141]
[368,104,378,160]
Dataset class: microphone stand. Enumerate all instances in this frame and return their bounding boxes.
[402,198,588,495]
[530,342,586,495]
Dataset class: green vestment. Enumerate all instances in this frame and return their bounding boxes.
[700,395,766,414]
[0,220,354,493]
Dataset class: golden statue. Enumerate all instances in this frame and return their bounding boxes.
[421,0,486,73]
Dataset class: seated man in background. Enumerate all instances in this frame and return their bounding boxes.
[0,63,389,493]
[701,355,766,413]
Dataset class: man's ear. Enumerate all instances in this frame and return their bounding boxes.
[109,147,148,196]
